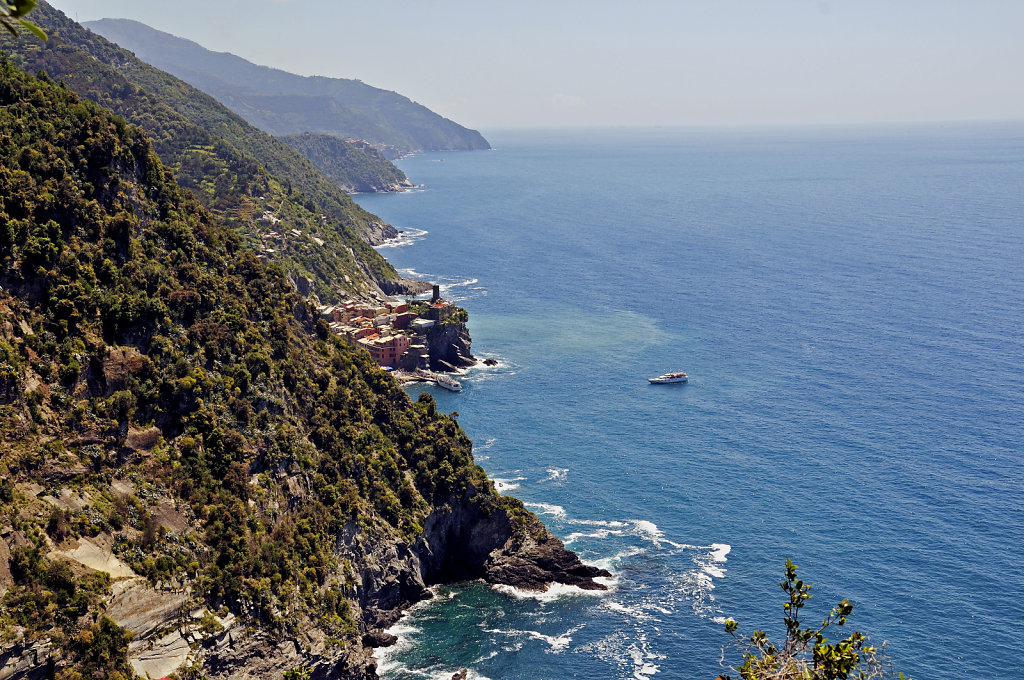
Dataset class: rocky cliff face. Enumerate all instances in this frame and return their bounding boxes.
[360,219,401,247]
[191,485,609,679]
[426,323,476,372]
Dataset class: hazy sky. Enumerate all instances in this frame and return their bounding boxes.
[48,0,1024,129]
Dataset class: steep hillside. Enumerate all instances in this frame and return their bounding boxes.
[1,3,419,303]
[85,18,491,158]
[280,134,412,194]
[0,60,604,678]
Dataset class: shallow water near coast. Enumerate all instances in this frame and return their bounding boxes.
[355,125,1024,680]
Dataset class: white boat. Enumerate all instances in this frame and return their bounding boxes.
[435,374,463,392]
[648,371,688,384]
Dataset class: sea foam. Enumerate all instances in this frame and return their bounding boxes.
[491,581,611,602]
[375,227,429,249]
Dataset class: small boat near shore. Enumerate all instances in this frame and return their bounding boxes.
[648,371,688,384]
[435,374,463,392]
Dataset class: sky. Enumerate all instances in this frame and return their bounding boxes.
[47,0,1024,130]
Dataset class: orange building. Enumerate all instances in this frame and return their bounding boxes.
[360,335,410,367]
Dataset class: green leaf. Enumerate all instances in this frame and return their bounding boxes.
[18,17,45,40]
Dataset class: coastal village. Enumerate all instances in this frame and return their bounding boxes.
[318,285,483,388]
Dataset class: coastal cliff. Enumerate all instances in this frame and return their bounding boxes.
[0,51,602,680]
[279,134,415,195]
[84,18,492,157]
[426,322,476,372]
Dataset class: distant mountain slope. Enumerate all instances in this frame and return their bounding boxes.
[2,3,422,302]
[85,18,491,157]
[280,133,412,194]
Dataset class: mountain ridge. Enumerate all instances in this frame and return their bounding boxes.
[85,18,491,158]
[1,2,424,303]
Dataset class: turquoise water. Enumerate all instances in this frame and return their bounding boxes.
[354,125,1024,680]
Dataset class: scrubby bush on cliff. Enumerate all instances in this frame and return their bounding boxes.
[719,560,907,680]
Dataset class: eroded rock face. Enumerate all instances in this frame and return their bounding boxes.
[426,324,475,372]
[414,489,610,592]
[306,487,610,679]
[0,641,56,680]
[198,625,374,680]
[361,220,400,247]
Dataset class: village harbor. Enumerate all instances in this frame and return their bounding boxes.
[318,285,480,386]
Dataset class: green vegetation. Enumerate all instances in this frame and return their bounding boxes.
[720,560,902,680]
[280,133,410,193]
[1,3,405,301]
[1,0,46,40]
[0,57,490,667]
[84,18,490,158]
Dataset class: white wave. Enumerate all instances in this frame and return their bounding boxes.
[567,518,629,528]
[491,581,610,602]
[396,267,428,280]
[375,227,429,249]
[474,437,498,452]
[493,475,525,494]
[374,591,451,676]
[541,467,569,483]
[526,625,581,653]
[414,672,491,680]
[493,480,520,493]
[591,546,646,572]
[390,269,486,301]
[439,277,484,302]
[462,357,519,383]
[629,520,685,549]
[374,621,419,676]
[604,600,658,623]
[443,277,479,288]
[635,662,661,678]
[563,528,625,545]
[704,564,726,579]
[697,543,731,579]
[710,543,731,562]
[632,520,663,541]
[525,502,567,519]
[484,625,583,654]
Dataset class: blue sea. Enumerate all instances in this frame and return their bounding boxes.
[354,125,1024,680]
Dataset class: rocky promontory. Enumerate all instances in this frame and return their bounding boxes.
[426,321,476,372]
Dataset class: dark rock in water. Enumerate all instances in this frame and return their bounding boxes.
[451,671,468,680]
[361,631,398,649]
[414,488,611,591]
[482,358,498,366]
